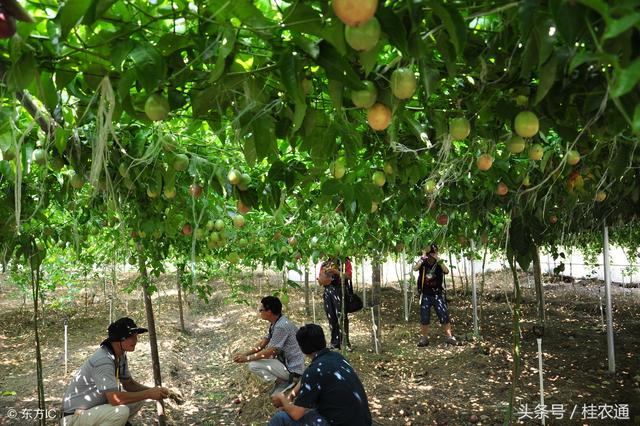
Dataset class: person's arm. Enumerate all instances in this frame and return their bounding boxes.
[105,386,168,406]
[233,338,279,363]
[271,394,308,421]
[120,377,149,392]
[233,338,269,363]
[413,255,426,271]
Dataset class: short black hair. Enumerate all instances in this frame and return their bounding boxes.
[296,324,326,354]
[261,296,282,315]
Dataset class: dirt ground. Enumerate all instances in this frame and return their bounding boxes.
[0,269,639,425]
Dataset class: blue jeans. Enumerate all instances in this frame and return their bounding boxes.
[420,293,450,325]
[268,410,328,426]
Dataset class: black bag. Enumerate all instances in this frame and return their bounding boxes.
[344,278,363,313]
[346,292,363,313]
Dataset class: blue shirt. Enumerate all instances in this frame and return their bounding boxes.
[295,349,371,425]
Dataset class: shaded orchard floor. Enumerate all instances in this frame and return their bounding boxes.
[0,271,639,425]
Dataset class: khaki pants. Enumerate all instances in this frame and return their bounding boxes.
[60,401,144,426]
[248,359,290,382]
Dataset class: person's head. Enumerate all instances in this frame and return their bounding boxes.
[426,243,438,257]
[103,317,148,353]
[260,296,282,316]
[296,324,326,355]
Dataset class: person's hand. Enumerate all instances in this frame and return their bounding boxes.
[232,352,248,363]
[147,387,170,400]
[271,393,286,408]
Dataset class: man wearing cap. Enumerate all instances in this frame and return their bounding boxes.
[61,317,170,425]
[413,243,460,347]
[232,296,305,396]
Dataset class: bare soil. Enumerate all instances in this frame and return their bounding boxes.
[0,270,639,425]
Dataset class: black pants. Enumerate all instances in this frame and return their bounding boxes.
[323,284,350,348]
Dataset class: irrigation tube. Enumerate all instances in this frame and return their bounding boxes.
[537,337,545,426]
[312,263,317,323]
[470,242,478,335]
[371,306,379,355]
[402,251,408,322]
[602,224,615,373]
[64,317,68,375]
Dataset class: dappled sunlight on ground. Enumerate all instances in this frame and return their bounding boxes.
[0,270,638,424]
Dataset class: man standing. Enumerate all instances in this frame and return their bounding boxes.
[318,257,350,350]
[232,296,305,395]
[269,324,371,426]
[61,317,170,425]
[413,243,460,347]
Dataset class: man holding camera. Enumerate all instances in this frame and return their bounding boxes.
[413,243,460,347]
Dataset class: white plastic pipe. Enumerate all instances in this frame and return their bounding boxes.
[537,337,545,425]
[470,243,478,335]
[602,224,616,373]
[402,251,408,322]
[371,306,379,355]
[312,263,317,323]
[64,318,68,375]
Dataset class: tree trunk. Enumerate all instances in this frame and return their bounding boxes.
[177,263,185,333]
[304,268,310,316]
[30,256,46,426]
[505,254,523,425]
[371,257,382,352]
[137,247,166,426]
[531,245,545,326]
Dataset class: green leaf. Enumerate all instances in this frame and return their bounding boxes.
[252,114,278,161]
[7,53,36,91]
[418,59,440,99]
[292,34,319,59]
[315,41,365,90]
[611,58,640,98]
[376,5,409,55]
[278,53,304,105]
[321,179,343,196]
[129,42,167,92]
[243,138,257,167]
[82,0,117,25]
[603,13,640,39]
[328,80,343,113]
[55,128,68,154]
[568,51,616,73]
[321,19,347,56]
[36,72,59,111]
[292,101,307,133]
[434,32,457,76]
[540,148,553,173]
[518,0,538,39]
[534,54,558,105]
[283,2,323,38]
[359,41,383,76]
[58,0,92,40]
[430,1,467,57]
[632,104,640,134]
[575,0,609,18]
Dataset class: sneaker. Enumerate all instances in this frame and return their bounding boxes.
[445,335,461,346]
[417,336,429,347]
